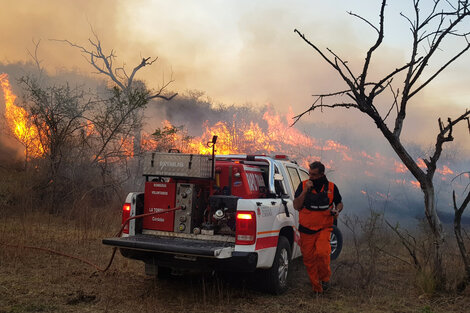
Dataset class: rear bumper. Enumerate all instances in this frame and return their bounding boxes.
[102,235,258,272]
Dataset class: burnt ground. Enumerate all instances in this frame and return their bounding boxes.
[1,211,469,313]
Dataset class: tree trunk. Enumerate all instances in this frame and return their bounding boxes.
[423,183,445,288]
[454,190,470,291]
[374,117,446,287]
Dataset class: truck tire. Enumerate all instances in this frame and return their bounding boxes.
[330,225,343,261]
[259,236,291,294]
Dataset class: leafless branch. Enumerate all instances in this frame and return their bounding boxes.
[294,29,338,71]
[26,39,43,76]
[408,8,470,92]
[375,245,413,266]
[51,31,178,102]
[327,48,359,88]
[347,11,380,33]
[383,84,399,122]
[360,0,386,91]
[291,92,358,126]
[426,111,470,178]
[385,220,422,270]
[409,40,470,98]
[370,59,422,98]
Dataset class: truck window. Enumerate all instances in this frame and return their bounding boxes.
[286,166,301,194]
[299,169,309,182]
[274,164,287,197]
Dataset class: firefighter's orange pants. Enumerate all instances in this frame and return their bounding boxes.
[300,228,332,293]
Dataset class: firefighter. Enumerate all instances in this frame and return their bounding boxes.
[293,161,343,293]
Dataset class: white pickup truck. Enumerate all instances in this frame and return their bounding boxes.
[103,153,342,294]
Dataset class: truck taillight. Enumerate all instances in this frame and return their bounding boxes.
[235,211,256,245]
[122,203,131,234]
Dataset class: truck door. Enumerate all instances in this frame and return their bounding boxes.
[285,166,304,258]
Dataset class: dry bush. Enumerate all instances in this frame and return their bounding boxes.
[329,210,459,297]
[440,226,470,292]
[332,210,395,292]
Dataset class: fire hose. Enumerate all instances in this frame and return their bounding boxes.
[1,206,181,273]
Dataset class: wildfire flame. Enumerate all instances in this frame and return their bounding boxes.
[410,180,420,189]
[417,158,426,169]
[394,161,408,173]
[437,165,454,176]
[0,73,45,158]
[1,71,460,192]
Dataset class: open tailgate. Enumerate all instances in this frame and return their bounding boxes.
[102,234,235,258]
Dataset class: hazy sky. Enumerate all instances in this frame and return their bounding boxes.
[1,0,469,148]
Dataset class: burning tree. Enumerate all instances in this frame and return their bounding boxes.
[150,122,193,153]
[294,0,470,288]
[0,74,45,162]
[18,77,93,173]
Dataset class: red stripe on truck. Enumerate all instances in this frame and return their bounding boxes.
[255,236,279,250]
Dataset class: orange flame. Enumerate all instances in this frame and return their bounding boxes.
[0,73,45,158]
[120,136,134,158]
[410,180,420,189]
[437,165,454,176]
[140,132,159,152]
[84,120,95,137]
[417,158,426,169]
[181,107,353,163]
[138,108,356,171]
[376,191,389,199]
[394,161,407,173]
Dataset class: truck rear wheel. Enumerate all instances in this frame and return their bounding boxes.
[258,236,291,294]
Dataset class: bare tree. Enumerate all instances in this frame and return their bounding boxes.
[54,30,177,101]
[294,0,470,286]
[53,30,177,157]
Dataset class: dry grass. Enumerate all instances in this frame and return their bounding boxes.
[1,209,470,313]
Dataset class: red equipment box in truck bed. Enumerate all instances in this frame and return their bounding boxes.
[215,161,267,198]
[143,182,176,232]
